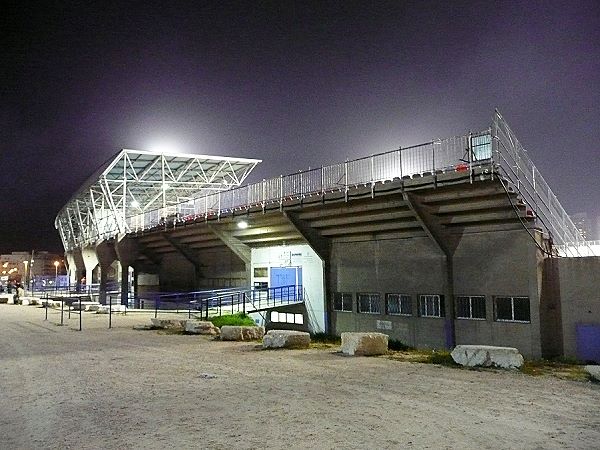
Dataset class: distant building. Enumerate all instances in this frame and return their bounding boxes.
[0,251,63,282]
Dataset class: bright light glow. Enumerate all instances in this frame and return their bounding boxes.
[131,200,140,208]
[54,261,59,267]
[148,139,181,154]
[237,220,249,229]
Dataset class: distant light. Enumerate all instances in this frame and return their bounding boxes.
[131,200,140,208]
[54,261,59,267]
[237,220,249,229]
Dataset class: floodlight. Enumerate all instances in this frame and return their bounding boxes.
[237,220,249,229]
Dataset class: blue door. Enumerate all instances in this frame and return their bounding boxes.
[270,267,301,288]
[270,267,302,300]
[576,323,600,363]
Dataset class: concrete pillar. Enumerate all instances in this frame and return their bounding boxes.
[96,241,117,304]
[73,249,86,292]
[81,247,99,283]
[65,252,78,286]
[115,236,139,306]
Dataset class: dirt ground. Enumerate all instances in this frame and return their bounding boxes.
[1,304,599,450]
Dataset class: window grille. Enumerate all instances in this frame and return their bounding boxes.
[386,294,412,316]
[494,296,530,322]
[357,293,381,314]
[333,292,353,312]
[456,296,486,320]
[418,294,445,318]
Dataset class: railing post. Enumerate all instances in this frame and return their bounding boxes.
[344,160,349,202]
[61,299,64,326]
[79,297,82,331]
[243,292,246,315]
[109,295,112,329]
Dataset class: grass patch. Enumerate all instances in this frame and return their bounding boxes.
[210,313,255,328]
[387,348,457,366]
[520,359,589,381]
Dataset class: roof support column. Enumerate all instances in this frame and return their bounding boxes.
[283,211,332,334]
[96,241,117,304]
[162,233,204,289]
[207,224,252,285]
[115,236,139,306]
[403,192,459,349]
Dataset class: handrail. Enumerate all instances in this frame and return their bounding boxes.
[60,111,597,257]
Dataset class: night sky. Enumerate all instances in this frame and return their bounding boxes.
[3,0,599,253]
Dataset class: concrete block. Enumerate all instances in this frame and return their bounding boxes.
[220,325,265,341]
[0,295,12,304]
[585,365,600,381]
[451,345,524,369]
[185,320,220,335]
[263,330,310,349]
[341,332,389,356]
[150,318,187,330]
[96,305,127,314]
[71,301,101,311]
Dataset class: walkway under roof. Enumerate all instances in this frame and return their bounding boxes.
[55,149,261,250]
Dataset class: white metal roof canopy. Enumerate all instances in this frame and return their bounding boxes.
[55,149,261,250]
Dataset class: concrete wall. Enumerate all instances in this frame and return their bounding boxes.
[332,237,448,349]
[556,256,600,361]
[453,229,542,358]
[331,229,544,358]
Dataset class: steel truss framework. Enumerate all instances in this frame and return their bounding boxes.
[55,150,261,250]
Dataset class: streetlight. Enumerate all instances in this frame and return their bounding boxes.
[54,261,60,292]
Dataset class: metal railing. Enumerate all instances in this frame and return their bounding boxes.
[491,110,595,256]
[62,110,596,257]
[116,133,485,238]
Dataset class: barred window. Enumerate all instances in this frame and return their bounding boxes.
[418,294,445,318]
[333,293,353,312]
[386,293,412,316]
[357,293,381,314]
[456,296,486,320]
[495,296,530,322]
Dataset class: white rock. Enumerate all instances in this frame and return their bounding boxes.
[221,325,264,341]
[185,320,220,335]
[341,332,389,356]
[451,345,524,369]
[263,330,310,349]
[96,305,127,314]
[585,365,600,381]
[150,318,187,330]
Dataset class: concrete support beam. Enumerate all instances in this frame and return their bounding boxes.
[65,251,77,285]
[81,247,99,283]
[207,224,252,287]
[403,192,458,349]
[207,225,251,264]
[72,249,86,291]
[96,241,117,304]
[284,211,332,334]
[162,233,203,288]
[115,236,140,306]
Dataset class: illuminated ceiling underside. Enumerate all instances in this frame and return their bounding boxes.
[55,149,261,250]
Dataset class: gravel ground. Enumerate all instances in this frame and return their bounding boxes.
[1,304,599,450]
